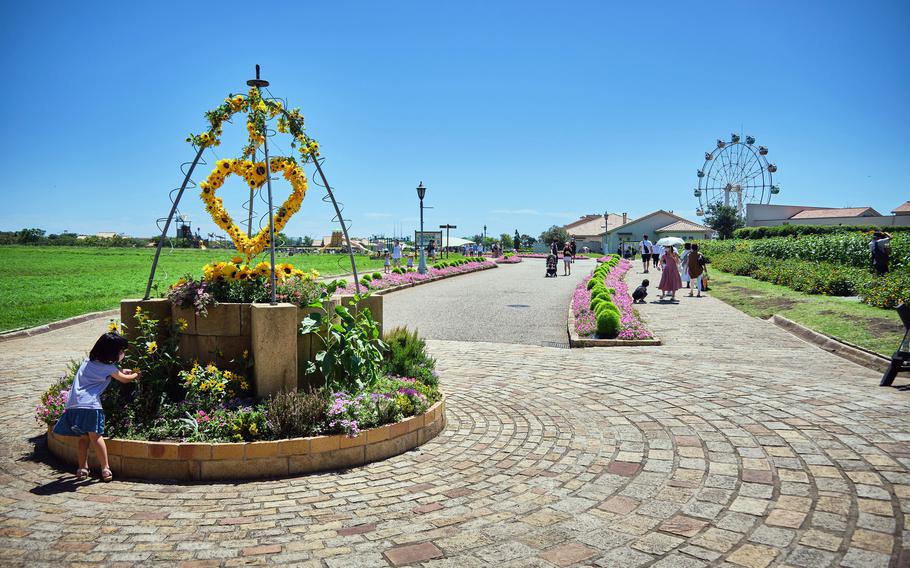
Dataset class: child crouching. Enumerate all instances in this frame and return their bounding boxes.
[53,332,140,482]
[632,279,650,304]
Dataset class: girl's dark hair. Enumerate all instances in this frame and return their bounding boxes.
[691,243,699,252]
[89,332,128,364]
[684,242,691,250]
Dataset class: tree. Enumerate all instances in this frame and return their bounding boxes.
[498,233,512,249]
[539,225,569,247]
[302,235,314,247]
[520,234,536,247]
[513,230,521,251]
[17,228,46,244]
[704,203,744,239]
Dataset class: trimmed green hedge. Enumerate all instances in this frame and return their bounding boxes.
[734,224,910,239]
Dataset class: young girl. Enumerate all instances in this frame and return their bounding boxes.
[406,253,414,270]
[383,251,391,274]
[53,332,140,482]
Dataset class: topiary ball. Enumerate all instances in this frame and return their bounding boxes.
[596,309,621,338]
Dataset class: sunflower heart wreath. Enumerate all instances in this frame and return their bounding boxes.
[200,157,307,261]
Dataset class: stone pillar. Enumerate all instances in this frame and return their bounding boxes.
[251,303,298,397]
[338,295,384,337]
[120,299,172,342]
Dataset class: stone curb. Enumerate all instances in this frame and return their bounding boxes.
[768,314,891,373]
[0,310,119,343]
[47,397,446,481]
[566,292,662,348]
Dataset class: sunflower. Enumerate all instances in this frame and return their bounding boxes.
[146,341,158,355]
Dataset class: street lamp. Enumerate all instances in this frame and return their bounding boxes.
[417,181,427,274]
[483,225,487,253]
[604,210,609,254]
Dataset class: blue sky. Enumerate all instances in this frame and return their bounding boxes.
[1,1,907,240]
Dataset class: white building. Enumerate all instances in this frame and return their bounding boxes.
[601,210,714,252]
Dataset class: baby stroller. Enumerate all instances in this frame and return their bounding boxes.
[545,254,558,277]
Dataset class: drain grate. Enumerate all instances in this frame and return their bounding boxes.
[506,304,530,308]
[541,341,571,349]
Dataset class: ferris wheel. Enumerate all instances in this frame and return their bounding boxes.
[694,133,779,217]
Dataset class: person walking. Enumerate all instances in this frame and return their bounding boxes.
[550,240,559,259]
[639,235,653,273]
[569,237,577,259]
[563,242,573,276]
[687,243,705,297]
[657,246,682,301]
[870,231,892,276]
[679,242,692,288]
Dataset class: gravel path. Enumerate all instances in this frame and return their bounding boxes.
[382,258,590,346]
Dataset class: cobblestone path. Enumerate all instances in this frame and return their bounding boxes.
[1,275,909,566]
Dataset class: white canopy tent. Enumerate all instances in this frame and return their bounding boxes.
[440,236,478,249]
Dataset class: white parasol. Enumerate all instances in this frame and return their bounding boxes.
[655,237,685,247]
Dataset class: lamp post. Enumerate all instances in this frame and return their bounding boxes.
[483,224,487,253]
[439,224,456,258]
[604,210,609,254]
[417,181,427,274]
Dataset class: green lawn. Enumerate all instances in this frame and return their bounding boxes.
[708,269,902,356]
[0,246,389,332]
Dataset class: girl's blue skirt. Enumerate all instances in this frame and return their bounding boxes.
[53,409,105,436]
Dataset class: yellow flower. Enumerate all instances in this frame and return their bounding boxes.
[146,341,158,355]
[107,321,119,333]
[242,350,249,360]
[135,306,142,314]
[231,256,242,264]
[177,318,189,332]
[249,423,259,435]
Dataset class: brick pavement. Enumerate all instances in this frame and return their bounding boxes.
[0,278,908,566]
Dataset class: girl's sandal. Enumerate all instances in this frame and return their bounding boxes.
[101,468,113,482]
[75,468,89,480]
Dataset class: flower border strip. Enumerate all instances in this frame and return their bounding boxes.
[335,261,498,296]
[47,397,446,481]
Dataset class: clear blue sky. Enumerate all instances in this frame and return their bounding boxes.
[1,1,907,240]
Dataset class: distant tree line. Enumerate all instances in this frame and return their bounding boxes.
[0,228,314,248]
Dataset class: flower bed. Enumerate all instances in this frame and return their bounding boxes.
[336,258,494,294]
[519,253,591,259]
[568,256,657,346]
[494,253,522,264]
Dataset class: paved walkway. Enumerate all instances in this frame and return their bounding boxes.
[383,259,587,346]
[1,266,909,567]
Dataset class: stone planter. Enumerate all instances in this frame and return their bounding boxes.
[120,296,384,397]
[47,397,446,481]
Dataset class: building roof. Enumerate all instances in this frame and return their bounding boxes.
[655,220,712,233]
[892,201,910,214]
[788,207,880,220]
[564,213,631,237]
[604,209,679,234]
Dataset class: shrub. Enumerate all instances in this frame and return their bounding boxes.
[264,389,328,439]
[596,309,621,338]
[371,272,382,280]
[708,252,760,276]
[382,326,437,385]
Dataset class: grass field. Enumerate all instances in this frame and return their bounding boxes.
[709,269,902,356]
[0,246,391,332]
